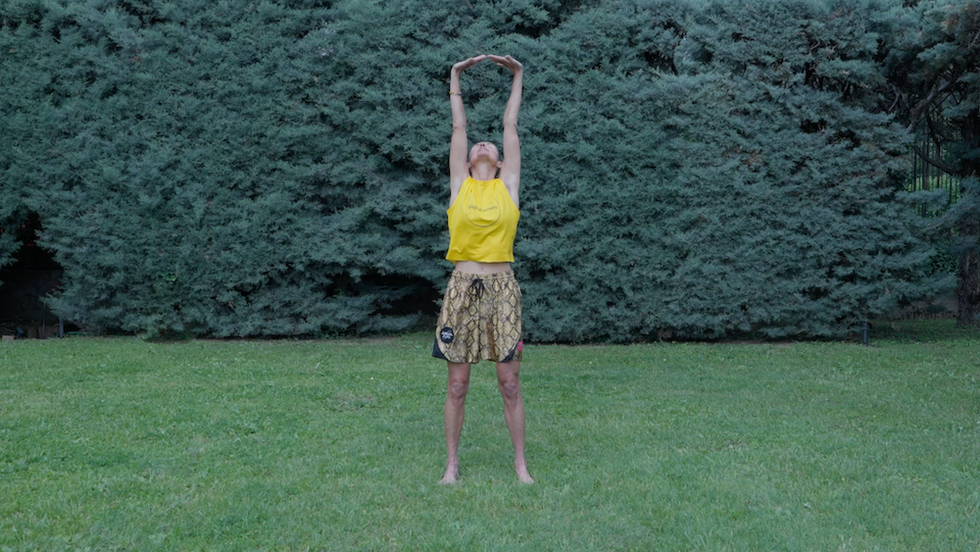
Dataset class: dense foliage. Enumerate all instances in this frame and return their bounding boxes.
[878,0,980,324]
[0,0,961,340]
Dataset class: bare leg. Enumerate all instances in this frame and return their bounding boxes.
[496,360,533,484]
[441,362,471,484]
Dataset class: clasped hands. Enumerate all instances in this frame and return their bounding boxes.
[452,55,522,75]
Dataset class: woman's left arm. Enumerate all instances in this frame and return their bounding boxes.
[489,55,523,205]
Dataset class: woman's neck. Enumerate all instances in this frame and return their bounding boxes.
[469,165,498,181]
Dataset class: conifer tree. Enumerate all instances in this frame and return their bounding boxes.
[879,0,980,325]
[0,0,43,283]
[0,0,951,339]
[511,0,948,340]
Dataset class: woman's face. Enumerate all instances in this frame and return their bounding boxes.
[469,142,500,164]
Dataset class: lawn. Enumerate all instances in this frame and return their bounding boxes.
[1,320,978,551]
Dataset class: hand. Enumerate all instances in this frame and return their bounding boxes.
[487,55,522,75]
[452,55,487,74]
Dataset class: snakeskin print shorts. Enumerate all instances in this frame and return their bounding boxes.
[432,270,523,364]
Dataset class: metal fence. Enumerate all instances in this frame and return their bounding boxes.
[908,135,961,218]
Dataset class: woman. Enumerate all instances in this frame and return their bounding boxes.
[432,54,532,484]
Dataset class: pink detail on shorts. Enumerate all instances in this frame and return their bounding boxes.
[517,341,523,352]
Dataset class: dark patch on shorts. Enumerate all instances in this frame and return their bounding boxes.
[439,327,454,344]
[432,338,449,360]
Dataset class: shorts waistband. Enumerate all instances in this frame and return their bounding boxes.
[450,270,515,282]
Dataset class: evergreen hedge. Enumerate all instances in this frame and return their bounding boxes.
[0,0,953,340]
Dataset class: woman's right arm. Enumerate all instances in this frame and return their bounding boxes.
[449,56,486,200]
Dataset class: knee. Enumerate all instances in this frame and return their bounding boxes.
[498,378,521,402]
[447,379,470,401]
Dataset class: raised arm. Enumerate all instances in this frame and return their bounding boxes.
[449,55,486,201]
[488,55,523,203]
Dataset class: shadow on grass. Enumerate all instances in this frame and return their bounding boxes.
[870,318,980,343]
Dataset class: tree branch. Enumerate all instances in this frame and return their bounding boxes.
[914,144,960,175]
[904,75,960,134]
[888,84,902,113]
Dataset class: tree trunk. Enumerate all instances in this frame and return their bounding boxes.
[958,219,980,326]
[957,110,980,326]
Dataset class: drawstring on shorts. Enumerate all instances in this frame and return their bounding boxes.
[469,277,486,300]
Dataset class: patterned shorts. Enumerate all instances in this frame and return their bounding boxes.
[432,270,523,364]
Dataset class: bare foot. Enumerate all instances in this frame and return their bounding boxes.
[439,462,459,485]
[515,463,534,484]
[439,471,459,484]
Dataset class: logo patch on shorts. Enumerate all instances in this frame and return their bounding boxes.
[439,327,454,344]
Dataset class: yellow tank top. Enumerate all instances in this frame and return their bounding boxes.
[446,177,520,263]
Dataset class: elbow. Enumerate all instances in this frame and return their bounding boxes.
[452,120,467,131]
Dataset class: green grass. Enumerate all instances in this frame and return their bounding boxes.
[1,320,979,551]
